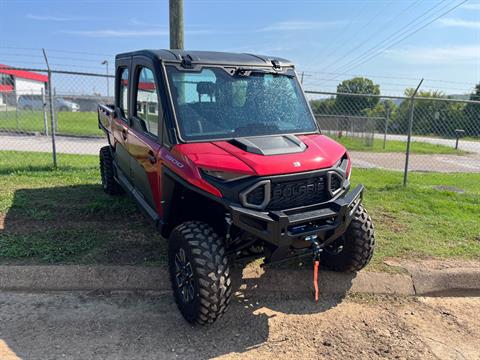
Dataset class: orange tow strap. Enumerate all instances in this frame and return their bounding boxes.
[313,259,320,302]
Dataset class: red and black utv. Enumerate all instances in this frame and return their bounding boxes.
[98,50,375,325]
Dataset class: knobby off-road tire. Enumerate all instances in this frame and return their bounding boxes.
[321,204,375,272]
[168,221,232,325]
[99,146,122,195]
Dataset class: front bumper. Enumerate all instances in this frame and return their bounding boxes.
[229,185,364,262]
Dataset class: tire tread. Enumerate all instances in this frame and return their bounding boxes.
[169,221,232,325]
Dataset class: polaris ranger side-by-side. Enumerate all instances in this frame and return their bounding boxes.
[98,50,375,325]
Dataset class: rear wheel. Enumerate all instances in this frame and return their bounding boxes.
[99,146,122,195]
[321,204,375,272]
[168,221,232,325]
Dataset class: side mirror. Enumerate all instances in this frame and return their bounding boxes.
[131,116,147,132]
[113,106,125,119]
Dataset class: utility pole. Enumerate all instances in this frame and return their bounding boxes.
[169,0,184,49]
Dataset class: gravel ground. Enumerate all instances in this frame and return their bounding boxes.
[0,291,478,360]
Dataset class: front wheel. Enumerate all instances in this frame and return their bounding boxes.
[321,204,375,272]
[168,221,232,325]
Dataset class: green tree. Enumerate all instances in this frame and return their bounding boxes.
[336,77,380,115]
[309,97,336,115]
[392,89,465,137]
[463,83,480,136]
[364,99,397,133]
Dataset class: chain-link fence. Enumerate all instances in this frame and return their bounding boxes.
[306,90,480,180]
[0,67,112,165]
[1,66,479,183]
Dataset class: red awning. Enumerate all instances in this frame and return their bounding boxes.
[0,64,48,83]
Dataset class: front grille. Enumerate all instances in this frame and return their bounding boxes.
[267,175,329,210]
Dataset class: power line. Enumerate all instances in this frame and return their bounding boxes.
[330,0,468,77]
[310,2,375,68]
[319,0,424,74]
[0,46,114,57]
[326,0,451,75]
[299,69,477,86]
[303,78,475,93]
[0,53,113,64]
[301,71,476,92]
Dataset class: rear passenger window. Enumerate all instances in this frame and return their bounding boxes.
[135,67,159,137]
[119,68,129,117]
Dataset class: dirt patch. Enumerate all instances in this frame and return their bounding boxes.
[373,210,408,232]
[0,292,478,359]
[406,297,480,359]
[432,185,465,193]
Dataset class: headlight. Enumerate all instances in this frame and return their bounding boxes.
[201,169,249,182]
[328,153,351,196]
[338,152,352,180]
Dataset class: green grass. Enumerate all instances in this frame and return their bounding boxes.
[330,135,466,155]
[0,150,479,269]
[464,136,480,142]
[0,151,166,265]
[352,169,480,270]
[0,111,102,137]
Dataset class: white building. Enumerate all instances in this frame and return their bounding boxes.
[0,65,48,105]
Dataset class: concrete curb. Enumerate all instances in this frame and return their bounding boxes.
[0,265,478,297]
[239,267,415,297]
[2,264,476,297]
[409,268,480,296]
[0,266,170,292]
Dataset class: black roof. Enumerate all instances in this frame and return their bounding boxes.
[116,49,294,67]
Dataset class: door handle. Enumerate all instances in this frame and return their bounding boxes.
[147,151,157,164]
[122,129,127,140]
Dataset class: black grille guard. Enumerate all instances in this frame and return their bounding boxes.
[229,184,363,263]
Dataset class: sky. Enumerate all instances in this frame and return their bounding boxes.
[1,0,479,97]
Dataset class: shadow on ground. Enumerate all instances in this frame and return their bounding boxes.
[0,288,354,360]
[0,185,167,265]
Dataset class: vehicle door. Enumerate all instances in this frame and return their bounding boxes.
[127,58,164,219]
[111,59,132,180]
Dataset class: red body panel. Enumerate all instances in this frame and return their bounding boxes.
[127,128,163,215]
[212,134,346,176]
[163,134,347,198]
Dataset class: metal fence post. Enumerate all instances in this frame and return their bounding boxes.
[15,93,19,130]
[383,110,389,150]
[53,87,58,132]
[42,49,57,169]
[41,87,48,136]
[403,79,423,187]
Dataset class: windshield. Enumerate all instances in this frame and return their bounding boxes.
[166,66,317,141]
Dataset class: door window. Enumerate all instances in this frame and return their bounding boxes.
[135,67,159,137]
[119,68,129,117]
